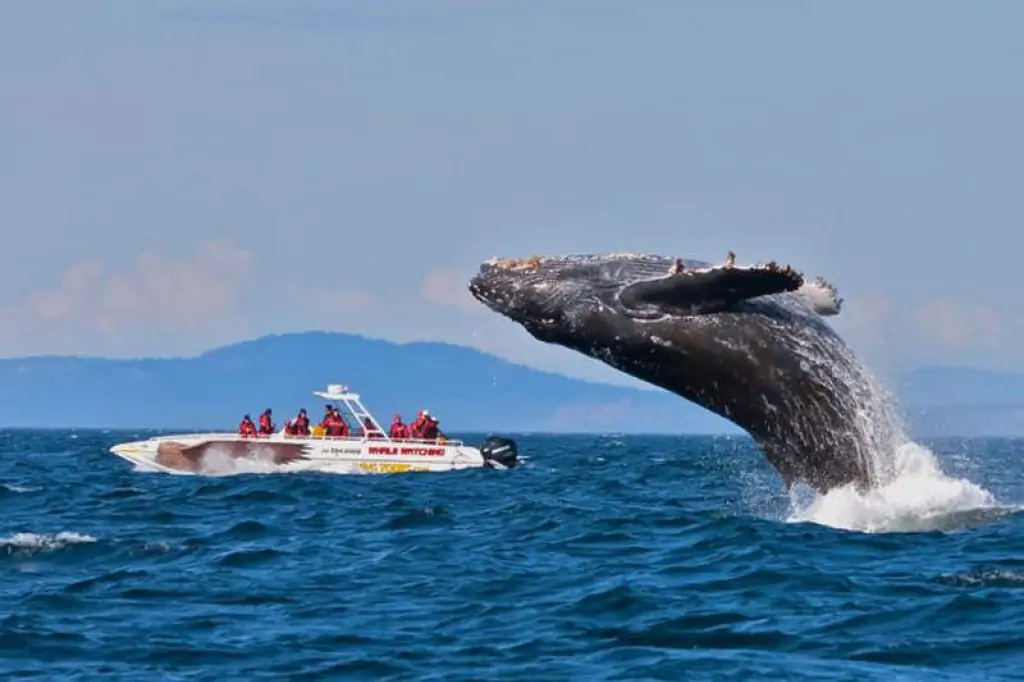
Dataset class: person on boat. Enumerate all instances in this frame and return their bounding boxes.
[320,407,349,437]
[333,408,351,437]
[390,414,410,440]
[284,419,299,436]
[360,417,382,439]
[318,404,333,433]
[410,410,427,439]
[258,409,274,436]
[239,414,257,438]
[293,409,311,436]
[419,413,440,440]
[321,404,334,423]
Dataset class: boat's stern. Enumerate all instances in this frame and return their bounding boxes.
[478,436,519,469]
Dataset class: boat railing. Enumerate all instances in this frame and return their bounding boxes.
[146,432,464,446]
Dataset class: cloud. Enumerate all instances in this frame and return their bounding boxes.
[912,298,1001,350]
[836,292,1008,372]
[840,292,894,350]
[420,268,479,311]
[0,240,256,356]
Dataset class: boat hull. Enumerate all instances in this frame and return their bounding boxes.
[109,433,494,476]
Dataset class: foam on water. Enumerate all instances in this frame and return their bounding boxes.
[787,441,1004,532]
[1,531,97,555]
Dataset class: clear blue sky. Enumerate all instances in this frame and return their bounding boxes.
[1,1,1021,387]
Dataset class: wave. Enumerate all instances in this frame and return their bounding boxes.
[1,531,97,556]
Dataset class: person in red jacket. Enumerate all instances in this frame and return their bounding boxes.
[318,405,334,436]
[409,410,426,439]
[320,407,349,437]
[292,409,311,436]
[420,413,440,440]
[334,409,350,437]
[390,414,409,440]
[361,417,382,439]
[258,409,274,436]
[239,414,257,437]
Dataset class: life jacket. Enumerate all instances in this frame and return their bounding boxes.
[390,422,409,439]
[324,414,346,437]
[239,420,256,437]
[284,420,299,436]
[258,413,274,435]
[361,420,381,439]
[294,415,311,436]
[420,419,439,440]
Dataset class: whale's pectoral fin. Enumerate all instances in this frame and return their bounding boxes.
[621,263,804,315]
[797,276,843,317]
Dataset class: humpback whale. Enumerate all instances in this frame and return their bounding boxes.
[468,252,900,494]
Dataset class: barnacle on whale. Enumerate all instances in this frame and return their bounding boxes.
[493,255,544,271]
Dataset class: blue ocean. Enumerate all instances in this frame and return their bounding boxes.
[2,429,1023,681]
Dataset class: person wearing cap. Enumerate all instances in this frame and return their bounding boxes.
[292,408,311,436]
[239,414,257,438]
[258,408,274,436]
[419,412,440,440]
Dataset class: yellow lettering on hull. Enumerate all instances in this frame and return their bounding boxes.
[357,462,430,474]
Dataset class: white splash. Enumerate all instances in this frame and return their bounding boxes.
[2,483,39,493]
[778,299,1009,533]
[787,441,1004,532]
[1,531,97,552]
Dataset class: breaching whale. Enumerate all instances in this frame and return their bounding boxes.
[468,252,899,494]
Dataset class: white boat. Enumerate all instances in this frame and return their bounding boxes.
[109,384,519,475]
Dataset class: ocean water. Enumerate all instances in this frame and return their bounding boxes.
[2,430,1024,681]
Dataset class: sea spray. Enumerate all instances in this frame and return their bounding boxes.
[784,335,1004,532]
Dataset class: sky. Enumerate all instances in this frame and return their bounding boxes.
[1,1,1023,389]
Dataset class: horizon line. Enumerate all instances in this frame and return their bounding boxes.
[0,426,1020,440]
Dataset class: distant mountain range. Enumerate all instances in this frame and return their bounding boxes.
[0,332,1021,436]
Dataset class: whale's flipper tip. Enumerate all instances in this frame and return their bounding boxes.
[798,277,843,317]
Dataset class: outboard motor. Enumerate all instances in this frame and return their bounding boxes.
[480,436,519,469]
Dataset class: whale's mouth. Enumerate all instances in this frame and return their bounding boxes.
[468,257,557,321]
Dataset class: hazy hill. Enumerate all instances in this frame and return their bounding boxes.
[0,332,737,433]
[0,332,1021,436]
